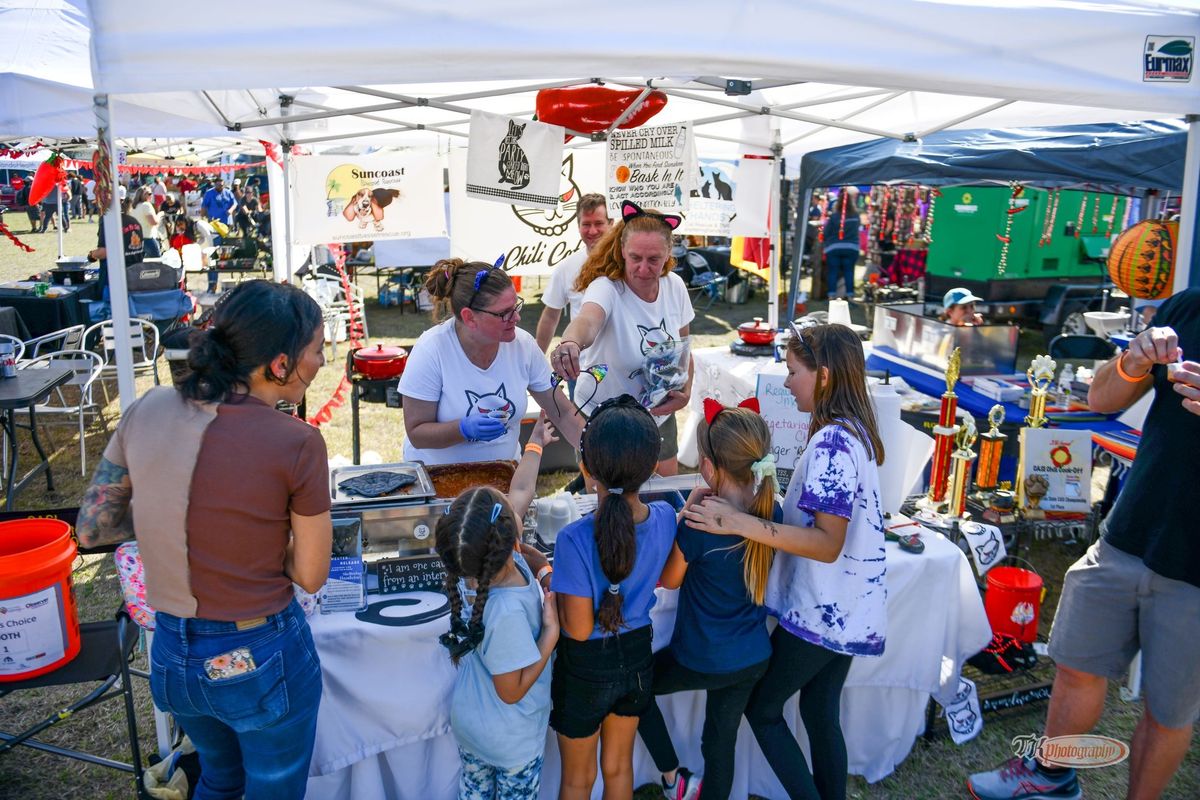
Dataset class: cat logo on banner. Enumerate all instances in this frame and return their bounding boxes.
[466,110,565,210]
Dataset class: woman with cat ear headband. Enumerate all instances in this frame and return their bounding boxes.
[399,257,584,466]
[553,201,696,477]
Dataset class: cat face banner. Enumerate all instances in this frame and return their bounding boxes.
[449,147,605,277]
[466,110,566,210]
[291,153,447,246]
[606,122,696,217]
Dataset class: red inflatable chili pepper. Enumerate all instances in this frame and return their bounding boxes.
[28,152,65,206]
[535,87,668,139]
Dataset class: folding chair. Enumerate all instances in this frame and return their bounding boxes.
[83,319,162,398]
[20,349,107,475]
[0,608,150,799]
[22,324,86,360]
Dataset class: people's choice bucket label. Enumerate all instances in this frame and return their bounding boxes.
[0,586,66,675]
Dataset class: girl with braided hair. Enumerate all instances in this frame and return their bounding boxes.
[636,399,781,800]
[550,395,676,800]
[434,417,559,800]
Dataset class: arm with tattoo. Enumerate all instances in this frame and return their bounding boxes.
[76,457,135,548]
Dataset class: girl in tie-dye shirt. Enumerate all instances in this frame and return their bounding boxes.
[683,323,886,800]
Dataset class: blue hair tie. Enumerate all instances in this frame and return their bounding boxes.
[493,253,506,270]
[608,487,625,495]
[490,502,503,523]
[473,269,490,292]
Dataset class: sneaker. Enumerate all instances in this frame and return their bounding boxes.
[967,757,1080,800]
[662,766,703,800]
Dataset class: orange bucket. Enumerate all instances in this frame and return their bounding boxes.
[0,519,81,681]
[984,565,1043,644]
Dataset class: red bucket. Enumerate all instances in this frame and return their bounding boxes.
[984,565,1043,644]
[0,519,80,680]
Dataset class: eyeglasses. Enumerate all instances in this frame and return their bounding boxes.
[473,297,524,323]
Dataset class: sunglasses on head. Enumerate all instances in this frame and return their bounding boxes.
[787,321,818,365]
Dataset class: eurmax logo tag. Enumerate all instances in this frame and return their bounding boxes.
[1012,734,1130,768]
[1144,36,1194,82]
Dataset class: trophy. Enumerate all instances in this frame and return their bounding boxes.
[947,415,977,519]
[973,404,1007,500]
[1023,474,1050,520]
[984,483,1018,524]
[926,347,962,509]
[1024,354,1057,428]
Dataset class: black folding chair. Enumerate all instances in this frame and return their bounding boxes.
[0,608,150,799]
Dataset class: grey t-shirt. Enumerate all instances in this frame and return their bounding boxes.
[449,553,550,768]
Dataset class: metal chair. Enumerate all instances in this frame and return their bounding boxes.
[19,349,106,475]
[0,607,150,799]
[1048,334,1118,361]
[83,319,162,394]
[22,324,86,360]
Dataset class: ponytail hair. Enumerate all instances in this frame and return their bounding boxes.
[433,487,519,665]
[696,407,777,605]
[178,280,322,404]
[580,395,659,634]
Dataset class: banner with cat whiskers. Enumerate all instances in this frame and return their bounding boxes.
[467,110,565,209]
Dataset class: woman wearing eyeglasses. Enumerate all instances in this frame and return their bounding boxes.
[399,258,583,465]
[552,202,696,476]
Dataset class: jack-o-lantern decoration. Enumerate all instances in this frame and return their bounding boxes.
[1107,220,1177,299]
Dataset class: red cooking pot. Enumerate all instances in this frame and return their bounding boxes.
[737,318,775,346]
[352,343,408,380]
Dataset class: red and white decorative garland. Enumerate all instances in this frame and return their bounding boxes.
[306,245,366,428]
[878,186,890,241]
[1074,192,1088,238]
[0,219,35,252]
[996,182,1026,276]
[924,188,941,245]
[1106,195,1120,236]
[1039,189,1060,247]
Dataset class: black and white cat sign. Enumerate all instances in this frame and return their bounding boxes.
[466,110,565,210]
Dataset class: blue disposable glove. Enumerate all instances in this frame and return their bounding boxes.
[460,415,507,443]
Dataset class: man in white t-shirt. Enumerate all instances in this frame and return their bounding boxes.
[534,193,611,353]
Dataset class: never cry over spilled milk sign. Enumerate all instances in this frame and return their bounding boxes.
[756,373,810,488]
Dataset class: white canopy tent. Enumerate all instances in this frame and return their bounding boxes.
[22,0,1198,408]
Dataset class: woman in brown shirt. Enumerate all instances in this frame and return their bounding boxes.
[78,280,332,800]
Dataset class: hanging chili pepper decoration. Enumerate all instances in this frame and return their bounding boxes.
[878,186,890,241]
[0,219,35,252]
[1075,192,1088,239]
[817,192,829,243]
[925,188,941,245]
[837,189,849,241]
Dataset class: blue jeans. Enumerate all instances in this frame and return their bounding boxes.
[143,237,162,259]
[150,599,323,800]
[825,248,858,299]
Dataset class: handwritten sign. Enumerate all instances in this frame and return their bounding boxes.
[376,555,447,595]
[756,373,810,488]
[606,123,696,215]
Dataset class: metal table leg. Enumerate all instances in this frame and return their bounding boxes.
[26,406,54,494]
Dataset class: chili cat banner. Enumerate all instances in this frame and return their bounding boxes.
[291,153,447,246]
[449,147,604,277]
[466,110,566,210]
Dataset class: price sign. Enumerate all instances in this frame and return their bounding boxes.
[376,555,447,595]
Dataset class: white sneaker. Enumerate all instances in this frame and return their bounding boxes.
[662,766,703,800]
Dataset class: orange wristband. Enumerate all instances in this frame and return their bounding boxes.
[524,443,544,456]
[1115,351,1150,383]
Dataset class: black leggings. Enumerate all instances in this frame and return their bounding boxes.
[637,650,768,800]
[744,627,853,800]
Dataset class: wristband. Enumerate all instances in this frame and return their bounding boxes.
[1115,351,1150,383]
[536,565,553,583]
[524,442,543,456]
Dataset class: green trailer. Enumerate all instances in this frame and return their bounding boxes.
[925,186,1131,339]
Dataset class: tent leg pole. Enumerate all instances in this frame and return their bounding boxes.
[789,188,813,320]
[1178,115,1200,291]
[94,93,137,411]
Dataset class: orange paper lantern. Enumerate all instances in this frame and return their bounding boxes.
[1108,220,1177,299]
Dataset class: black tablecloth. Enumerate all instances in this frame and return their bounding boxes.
[0,306,30,339]
[0,282,102,338]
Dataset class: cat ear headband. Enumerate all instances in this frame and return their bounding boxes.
[621,200,682,231]
[702,396,761,425]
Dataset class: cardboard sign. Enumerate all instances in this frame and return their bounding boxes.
[376,555,448,595]
[755,372,810,487]
[1018,427,1092,513]
[606,123,696,215]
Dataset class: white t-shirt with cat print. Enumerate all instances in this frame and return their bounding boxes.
[578,273,695,423]
[399,319,553,465]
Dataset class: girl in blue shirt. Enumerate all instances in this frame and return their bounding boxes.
[638,399,780,800]
[435,421,559,800]
[550,395,675,800]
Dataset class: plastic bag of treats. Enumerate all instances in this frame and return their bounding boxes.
[639,337,691,410]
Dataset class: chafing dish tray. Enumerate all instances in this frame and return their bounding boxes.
[330,462,435,508]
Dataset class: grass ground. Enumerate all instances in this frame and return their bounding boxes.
[0,220,1195,798]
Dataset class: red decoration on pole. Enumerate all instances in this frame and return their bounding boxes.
[306,247,366,427]
[260,141,283,168]
[0,219,35,252]
[28,152,65,205]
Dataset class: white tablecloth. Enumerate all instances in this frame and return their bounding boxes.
[680,347,788,468]
[305,527,990,798]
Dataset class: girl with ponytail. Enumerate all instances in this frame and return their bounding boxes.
[434,419,559,799]
[636,399,779,800]
[550,395,676,800]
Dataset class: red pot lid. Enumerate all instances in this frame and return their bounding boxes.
[738,317,772,333]
[354,343,407,361]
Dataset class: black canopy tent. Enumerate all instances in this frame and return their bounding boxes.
[789,119,1191,312]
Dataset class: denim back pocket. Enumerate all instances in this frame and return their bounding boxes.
[198,650,289,732]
